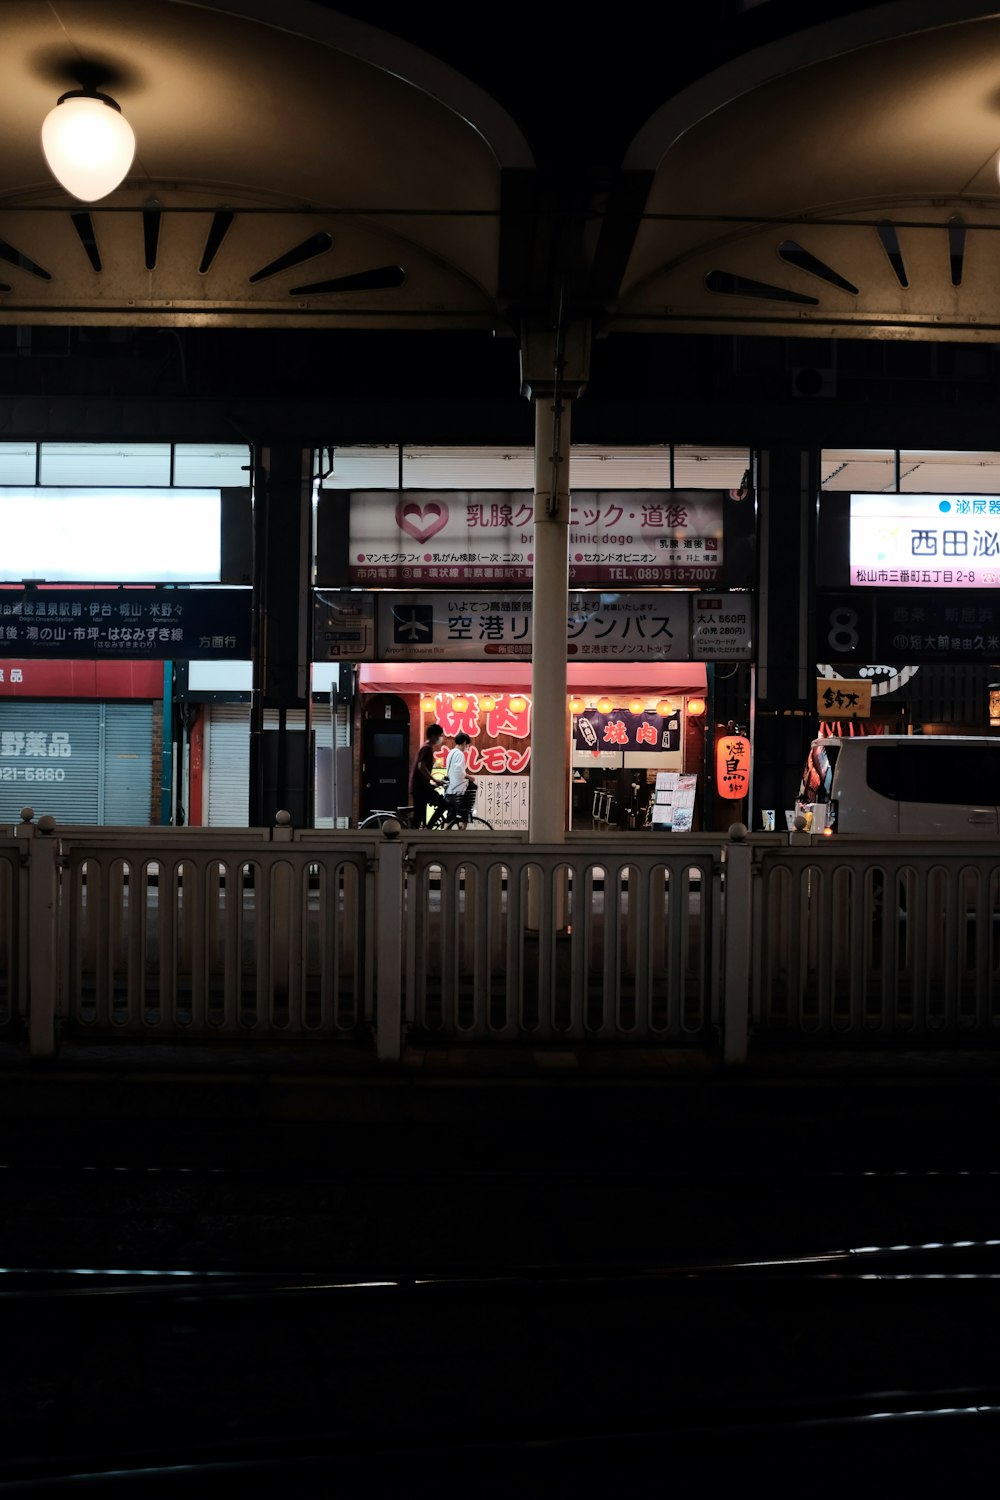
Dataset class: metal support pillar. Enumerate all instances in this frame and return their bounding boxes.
[249,445,314,828]
[753,447,817,825]
[529,394,571,845]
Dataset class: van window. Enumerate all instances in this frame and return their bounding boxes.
[869,744,1000,805]
[866,746,898,800]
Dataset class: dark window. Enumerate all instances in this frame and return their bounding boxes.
[373,731,405,759]
[871,745,1000,805]
[865,746,898,800]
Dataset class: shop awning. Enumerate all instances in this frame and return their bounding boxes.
[358,662,708,694]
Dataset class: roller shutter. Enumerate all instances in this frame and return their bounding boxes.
[204,705,250,825]
[204,705,338,826]
[0,702,152,825]
[102,704,154,824]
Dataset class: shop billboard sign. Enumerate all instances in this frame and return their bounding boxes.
[367,592,692,661]
[817,588,1000,665]
[313,592,375,660]
[816,679,872,718]
[0,589,251,659]
[342,490,724,586]
[574,707,681,754]
[850,493,1000,589]
[690,594,753,659]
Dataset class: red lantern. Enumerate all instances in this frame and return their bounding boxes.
[716,733,750,800]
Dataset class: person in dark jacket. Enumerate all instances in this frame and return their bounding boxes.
[410,722,447,828]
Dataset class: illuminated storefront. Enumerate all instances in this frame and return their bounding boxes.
[358,662,711,830]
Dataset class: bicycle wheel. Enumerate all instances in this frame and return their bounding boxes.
[464,815,493,830]
[358,813,386,830]
[358,810,402,830]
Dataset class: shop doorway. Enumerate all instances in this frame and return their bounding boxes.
[361,697,410,819]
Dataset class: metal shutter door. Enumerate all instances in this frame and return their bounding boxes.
[205,706,315,826]
[205,705,250,825]
[0,703,101,823]
[102,703,153,825]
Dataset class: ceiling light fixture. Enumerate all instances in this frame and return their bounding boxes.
[42,89,136,202]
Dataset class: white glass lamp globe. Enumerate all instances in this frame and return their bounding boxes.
[41,91,136,202]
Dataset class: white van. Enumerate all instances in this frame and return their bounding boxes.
[798,735,1000,837]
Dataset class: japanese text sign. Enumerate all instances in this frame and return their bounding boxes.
[574,709,680,754]
[716,733,750,800]
[851,493,1000,589]
[344,490,724,586]
[816,679,872,718]
[0,588,251,659]
[690,594,753,659]
[366,592,691,662]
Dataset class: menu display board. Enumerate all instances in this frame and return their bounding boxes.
[650,771,698,830]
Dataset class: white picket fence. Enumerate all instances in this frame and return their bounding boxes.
[2,811,1000,1061]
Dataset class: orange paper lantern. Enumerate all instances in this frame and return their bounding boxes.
[716,733,750,800]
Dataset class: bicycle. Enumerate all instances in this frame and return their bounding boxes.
[358,801,493,832]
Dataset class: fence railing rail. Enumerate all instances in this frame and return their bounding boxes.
[4,811,1000,1062]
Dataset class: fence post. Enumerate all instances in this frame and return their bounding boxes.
[270,810,293,1010]
[722,822,751,1065]
[374,819,404,1063]
[19,811,59,1058]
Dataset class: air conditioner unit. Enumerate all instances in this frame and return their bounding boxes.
[792,366,836,398]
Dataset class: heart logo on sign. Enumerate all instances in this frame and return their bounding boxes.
[395,498,449,543]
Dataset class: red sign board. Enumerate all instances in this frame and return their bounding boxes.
[0,661,164,698]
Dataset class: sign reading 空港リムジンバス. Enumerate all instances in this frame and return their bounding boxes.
[314,591,700,662]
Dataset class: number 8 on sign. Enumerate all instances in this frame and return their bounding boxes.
[827,606,858,655]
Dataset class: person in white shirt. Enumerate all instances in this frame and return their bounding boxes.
[444,731,475,827]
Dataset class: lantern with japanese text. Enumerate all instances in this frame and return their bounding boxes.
[716,732,750,800]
